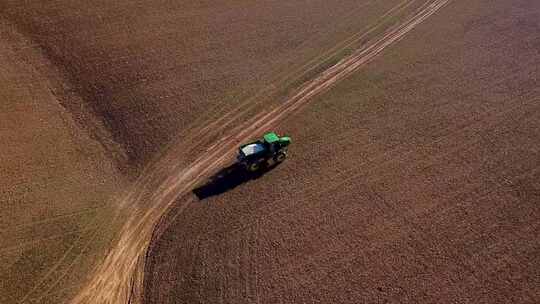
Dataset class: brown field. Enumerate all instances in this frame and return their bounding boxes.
[0,0,412,174]
[143,0,540,303]
[1,0,539,303]
[0,18,126,304]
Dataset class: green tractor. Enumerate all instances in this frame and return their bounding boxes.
[237,132,291,172]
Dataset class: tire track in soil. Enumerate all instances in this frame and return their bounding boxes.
[28,226,104,304]
[13,225,99,304]
[118,0,421,212]
[70,1,451,303]
[137,0,419,284]
[0,226,98,255]
[0,205,105,233]
[161,0,418,157]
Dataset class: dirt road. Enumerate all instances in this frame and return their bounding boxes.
[70,1,451,303]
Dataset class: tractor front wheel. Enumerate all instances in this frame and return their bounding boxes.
[274,152,287,163]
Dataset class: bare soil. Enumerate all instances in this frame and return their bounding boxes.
[1,1,420,303]
[0,0,406,174]
[143,0,540,303]
[0,19,125,304]
[70,2,437,303]
[2,0,539,303]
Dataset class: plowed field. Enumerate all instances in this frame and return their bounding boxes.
[1,0,539,303]
[144,0,540,303]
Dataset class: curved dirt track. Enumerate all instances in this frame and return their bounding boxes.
[71,1,451,303]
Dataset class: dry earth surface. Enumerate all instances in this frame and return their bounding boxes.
[0,18,126,304]
[70,1,442,303]
[144,0,540,303]
[1,0,539,303]
[0,0,407,174]
[0,0,424,303]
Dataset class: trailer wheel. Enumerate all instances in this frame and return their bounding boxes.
[248,162,260,172]
[274,152,287,163]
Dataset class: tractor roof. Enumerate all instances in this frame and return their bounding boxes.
[263,132,280,143]
[240,142,265,156]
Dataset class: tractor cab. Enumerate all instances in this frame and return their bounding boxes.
[262,132,291,152]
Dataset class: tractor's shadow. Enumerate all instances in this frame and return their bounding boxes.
[193,162,280,200]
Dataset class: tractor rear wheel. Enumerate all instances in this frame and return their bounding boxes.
[274,152,287,163]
